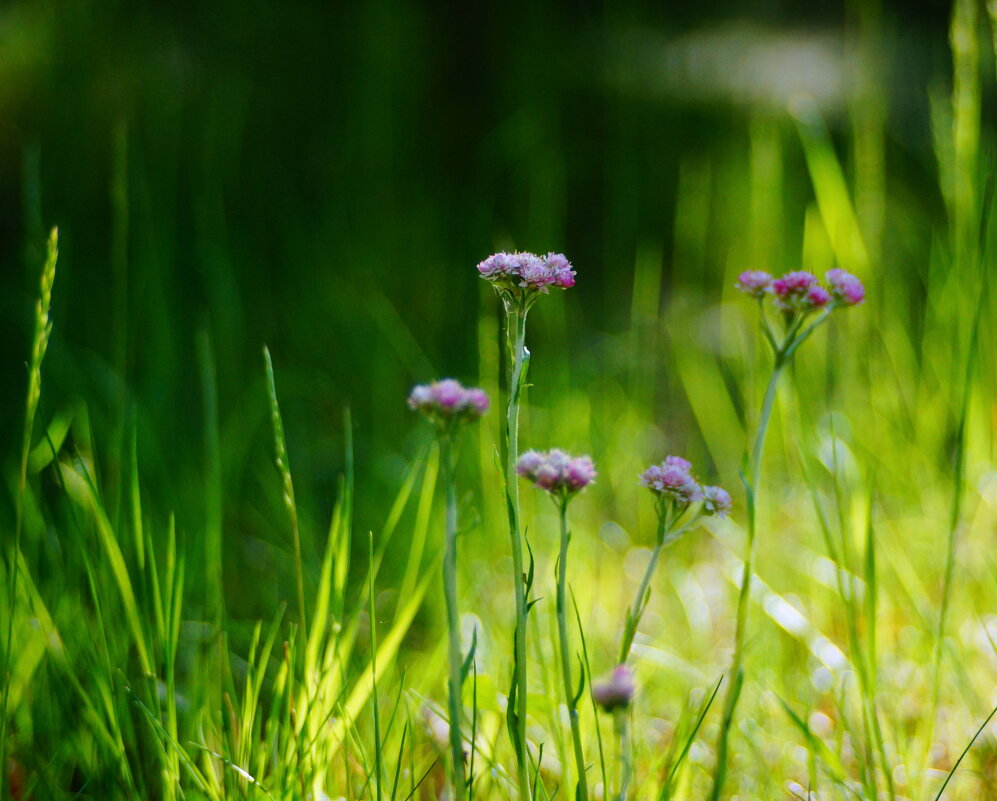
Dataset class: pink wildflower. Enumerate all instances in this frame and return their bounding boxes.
[477,250,576,295]
[665,455,692,472]
[639,458,703,505]
[408,379,489,426]
[592,665,635,712]
[517,448,596,497]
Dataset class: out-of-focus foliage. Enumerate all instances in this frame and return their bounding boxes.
[4,0,997,798]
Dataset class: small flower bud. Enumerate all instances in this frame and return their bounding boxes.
[476,251,518,279]
[664,455,692,472]
[735,270,773,298]
[565,456,597,490]
[546,252,576,288]
[805,285,831,308]
[592,665,635,712]
[702,485,733,517]
[516,450,545,476]
[771,271,818,300]
[826,268,865,305]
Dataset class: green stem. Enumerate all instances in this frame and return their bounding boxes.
[614,709,631,801]
[709,355,784,801]
[749,357,784,487]
[618,513,667,665]
[504,302,532,800]
[441,435,467,801]
[556,499,588,801]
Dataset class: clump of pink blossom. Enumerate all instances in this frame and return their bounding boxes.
[592,664,635,712]
[477,251,576,294]
[639,456,731,517]
[639,456,703,506]
[736,267,865,315]
[517,448,596,497]
[408,379,489,427]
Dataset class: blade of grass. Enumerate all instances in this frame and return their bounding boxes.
[932,702,997,800]
[1,228,57,800]
[263,345,307,634]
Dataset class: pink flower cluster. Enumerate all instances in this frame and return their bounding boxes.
[592,664,635,712]
[517,448,596,496]
[735,269,864,311]
[408,379,489,425]
[639,456,731,516]
[477,251,576,292]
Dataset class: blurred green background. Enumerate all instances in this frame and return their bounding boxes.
[10,1,997,797]
[0,0,974,614]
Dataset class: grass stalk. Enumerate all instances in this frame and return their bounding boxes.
[709,355,784,801]
[369,533,383,801]
[441,434,467,800]
[555,499,588,801]
[263,346,308,635]
[613,709,631,801]
[618,513,668,665]
[1,228,57,801]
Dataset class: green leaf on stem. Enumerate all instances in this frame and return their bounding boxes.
[461,627,478,686]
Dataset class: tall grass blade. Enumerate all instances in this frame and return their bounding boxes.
[932,703,997,800]
[263,345,308,634]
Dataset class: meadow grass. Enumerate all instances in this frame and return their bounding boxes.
[4,3,997,800]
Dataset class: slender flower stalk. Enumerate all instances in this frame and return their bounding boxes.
[479,250,576,798]
[440,435,465,800]
[505,303,531,800]
[613,711,631,801]
[518,448,595,800]
[708,268,865,801]
[409,379,490,801]
[620,458,730,664]
[557,499,588,800]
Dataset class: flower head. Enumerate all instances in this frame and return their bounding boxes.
[639,457,703,506]
[477,251,576,300]
[738,266,867,358]
[736,270,773,298]
[826,268,865,306]
[408,379,489,427]
[517,448,596,498]
[592,665,635,713]
[702,485,733,517]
